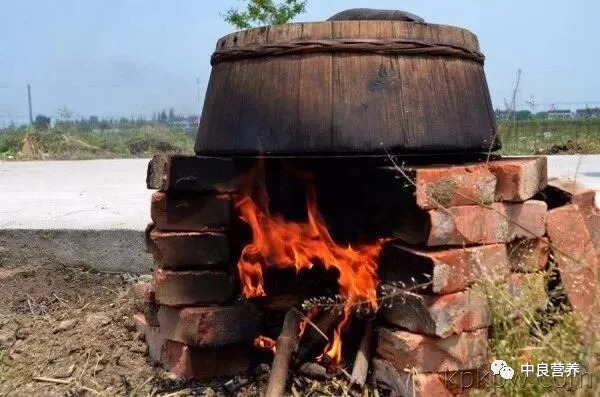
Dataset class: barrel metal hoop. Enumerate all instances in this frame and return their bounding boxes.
[210,38,485,65]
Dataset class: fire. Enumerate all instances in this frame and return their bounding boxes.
[321,305,352,363]
[254,335,277,353]
[236,168,384,363]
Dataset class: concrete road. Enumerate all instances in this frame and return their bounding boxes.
[0,155,597,272]
[0,159,153,272]
[2,156,597,231]
[0,159,152,229]
[1,156,597,230]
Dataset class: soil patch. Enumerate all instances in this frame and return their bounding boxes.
[0,264,162,396]
[0,264,370,396]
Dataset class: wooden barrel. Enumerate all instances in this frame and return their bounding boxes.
[195,12,498,155]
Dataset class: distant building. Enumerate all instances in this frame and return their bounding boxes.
[546,109,572,120]
[494,109,532,121]
[575,107,600,119]
[173,115,199,130]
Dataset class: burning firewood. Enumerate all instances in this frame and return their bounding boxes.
[294,310,341,366]
[265,308,302,397]
[349,320,374,395]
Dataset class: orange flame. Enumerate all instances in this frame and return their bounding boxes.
[321,305,352,363]
[236,171,384,363]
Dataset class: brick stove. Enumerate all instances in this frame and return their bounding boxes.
[131,152,599,395]
[127,9,600,395]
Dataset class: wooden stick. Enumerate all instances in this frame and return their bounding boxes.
[350,320,374,395]
[33,376,72,385]
[294,310,340,366]
[266,308,302,397]
[296,309,329,342]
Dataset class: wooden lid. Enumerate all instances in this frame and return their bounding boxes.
[327,8,424,23]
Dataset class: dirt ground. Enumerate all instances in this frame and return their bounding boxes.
[0,264,359,397]
[0,264,243,396]
[0,264,159,396]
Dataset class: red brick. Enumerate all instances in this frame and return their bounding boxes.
[146,154,238,193]
[546,178,597,213]
[380,288,490,338]
[160,340,249,379]
[586,211,600,261]
[153,269,234,306]
[130,282,159,326]
[157,304,259,347]
[375,328,488,372]
[372,359,455,397]
[150,229,229,268]
[546,205,599,313]
[379,243,509,294]
[150,192,231,232]
[425,201,547,246]
[133,313,165,364]
[487,157,547,201]
[506,273,548,315]
[414,165,496,209]
[542,179,600,260]
[133,313,249,379]
[508,238,550,272]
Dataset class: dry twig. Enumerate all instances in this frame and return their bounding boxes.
[266,308,302,397]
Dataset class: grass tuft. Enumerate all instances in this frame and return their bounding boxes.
[472,263,599,396]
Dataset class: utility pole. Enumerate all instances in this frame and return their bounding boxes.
[27,84,33,124]
[196,77,201,125]
[509,69,522,115]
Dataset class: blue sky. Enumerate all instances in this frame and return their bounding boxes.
[1,0,599,124]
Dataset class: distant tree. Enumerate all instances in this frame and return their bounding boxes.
[33,115,51,130]
[159,110,168,123]
[98,120,111,130]
[89,116,99,127]
[168,108,175,123]
[57,106,73,122]
[514,110,532,121]
[223,0,307,29]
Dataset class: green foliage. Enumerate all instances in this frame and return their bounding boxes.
[33,114,51,130]
[499,118,600,155]
[0,125,194,160]
[223,0,307,29]
[0,131,23,157]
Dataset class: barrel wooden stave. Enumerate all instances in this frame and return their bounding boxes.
[196,21,497,155]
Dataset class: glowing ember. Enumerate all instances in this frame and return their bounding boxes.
[254,335,277,353]
[236,170,384,363]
